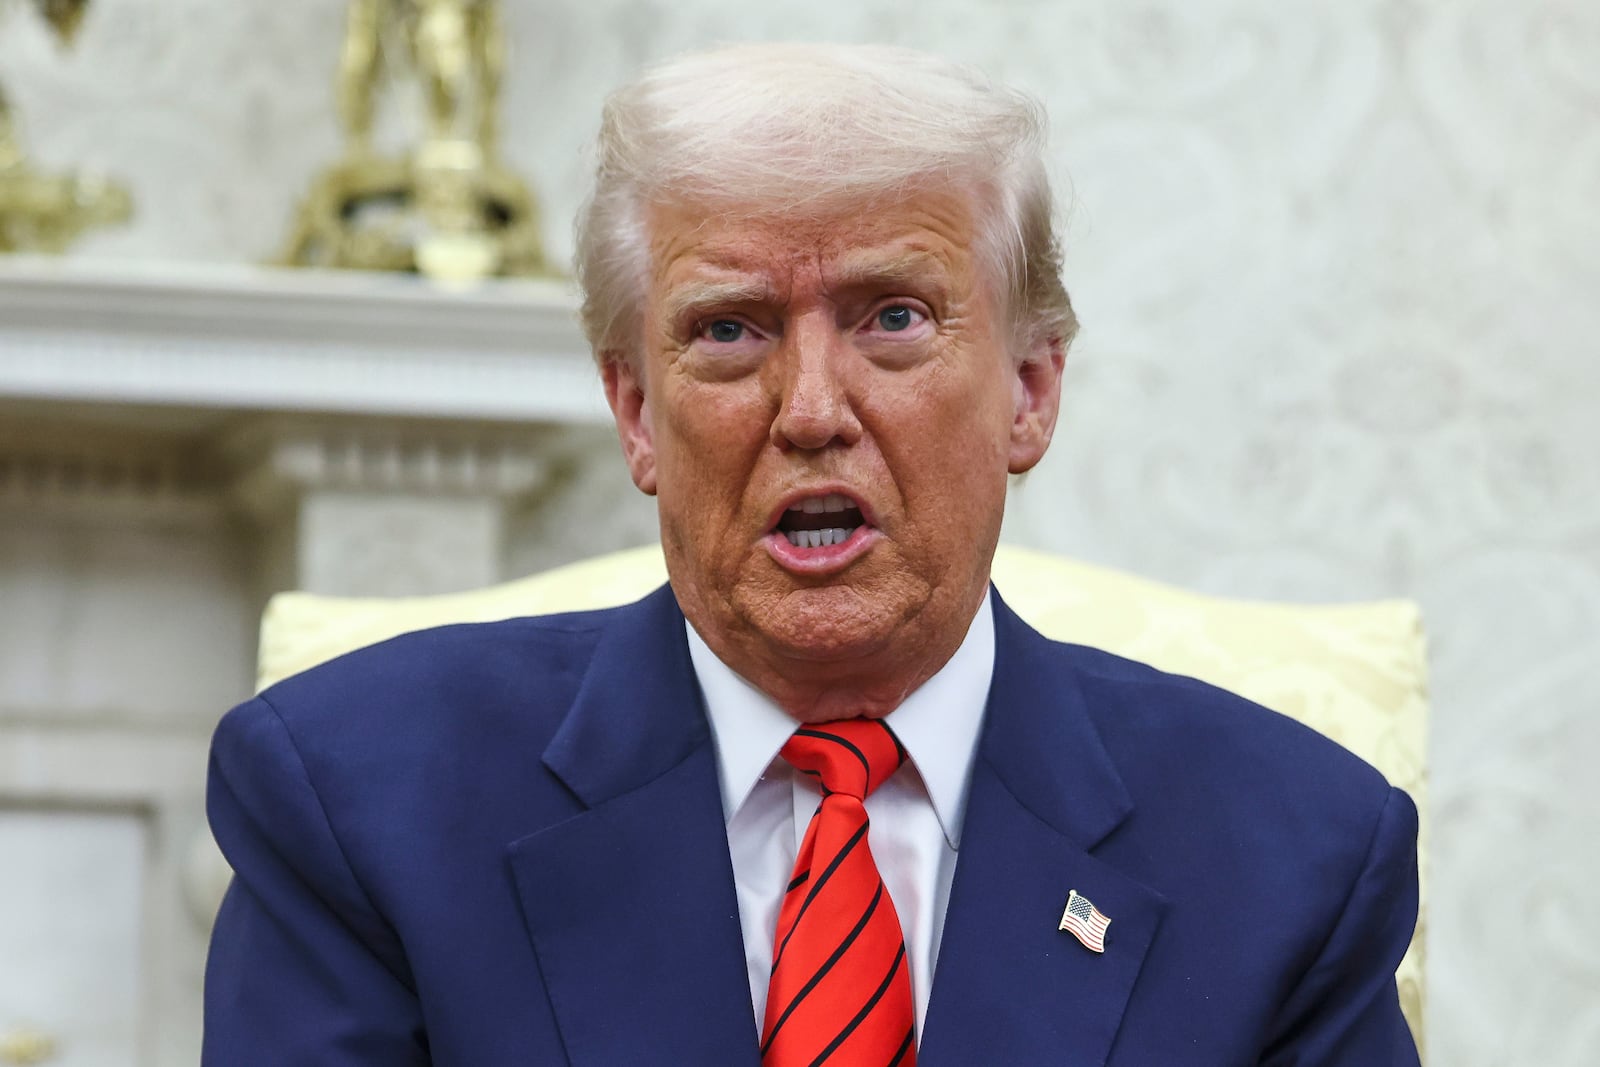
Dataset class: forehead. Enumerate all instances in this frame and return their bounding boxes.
[644,189,982,296]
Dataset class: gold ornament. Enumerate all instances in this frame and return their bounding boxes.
[0,0,132,253]
[281,0,549,282]
[33,0,86,42]
[0,1025,58,1065]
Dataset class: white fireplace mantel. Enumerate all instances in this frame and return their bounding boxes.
[0,257,649,1066]
[0,256,610,425]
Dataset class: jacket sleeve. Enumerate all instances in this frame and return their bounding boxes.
[1261,785,1423,1066]
[203,695,429,1066]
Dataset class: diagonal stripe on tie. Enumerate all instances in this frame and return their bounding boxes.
[807,942,907,1067]
[771,820,869,974]
[793,727,874,784]
[761,884,884,1054]
[762,719,916,1067]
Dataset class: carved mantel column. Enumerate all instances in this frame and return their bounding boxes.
[227,417,558,598]
[0,259,620,1065]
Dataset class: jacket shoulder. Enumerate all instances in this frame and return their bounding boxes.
[266,604,614,702]
[1045,639,1410,905]
[224,601,634,765]
[1058,640,1394,805]
[1046,641,1417,987]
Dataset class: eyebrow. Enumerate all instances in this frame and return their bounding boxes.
[658,248,955,326]
[661,279,778,326]
[826,249,954,293]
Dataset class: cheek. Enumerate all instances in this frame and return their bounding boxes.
[659,380,765,453]
[653,380,772,515]
[872,364,1013,518]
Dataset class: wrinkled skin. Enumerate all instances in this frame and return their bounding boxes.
[603,189,1064,722]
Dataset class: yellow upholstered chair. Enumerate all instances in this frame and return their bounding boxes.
[256,543,1428,1052]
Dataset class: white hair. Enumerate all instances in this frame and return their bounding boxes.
[575,42,1077,366]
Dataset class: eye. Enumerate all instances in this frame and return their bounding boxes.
[702,319,746,343]
[877,305,916,332]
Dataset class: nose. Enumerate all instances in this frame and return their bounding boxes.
[768,316,862,452]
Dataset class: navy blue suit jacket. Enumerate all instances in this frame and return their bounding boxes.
[204,585,1421,1065]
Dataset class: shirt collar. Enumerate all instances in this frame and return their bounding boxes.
[688,592,995,849]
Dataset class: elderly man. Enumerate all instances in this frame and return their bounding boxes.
[204,44,1421,1066]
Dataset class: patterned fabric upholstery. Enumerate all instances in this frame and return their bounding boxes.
[256,543,1428,1051]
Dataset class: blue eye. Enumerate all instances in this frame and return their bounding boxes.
[877,305,914,332]
[705,320,745,343]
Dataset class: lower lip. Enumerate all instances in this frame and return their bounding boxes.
[764,523,880,575]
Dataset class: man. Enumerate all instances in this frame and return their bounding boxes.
[204,44,1421,1065]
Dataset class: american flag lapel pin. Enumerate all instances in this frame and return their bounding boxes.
[1059,889,1111,953]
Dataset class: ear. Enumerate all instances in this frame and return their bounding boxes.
[602,355,658,495]
[1007,332,1065,475]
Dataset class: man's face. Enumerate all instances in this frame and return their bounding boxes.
[604,189,1062,706]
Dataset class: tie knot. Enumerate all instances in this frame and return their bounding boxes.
[780,719,907,800]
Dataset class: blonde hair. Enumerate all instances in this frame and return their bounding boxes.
[575,42,1077,365]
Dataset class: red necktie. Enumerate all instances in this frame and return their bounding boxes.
[760,719,917,1067]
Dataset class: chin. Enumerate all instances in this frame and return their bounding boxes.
[755,618,895,665]
[743,582,905,664]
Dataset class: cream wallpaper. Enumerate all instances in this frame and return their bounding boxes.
[2,0,1597,1063]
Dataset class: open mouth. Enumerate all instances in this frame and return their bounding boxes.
[775,492,866,549]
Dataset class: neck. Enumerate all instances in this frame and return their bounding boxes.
[690,588,987,724]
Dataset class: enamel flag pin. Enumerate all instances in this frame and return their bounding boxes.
[1059,889,1111,953]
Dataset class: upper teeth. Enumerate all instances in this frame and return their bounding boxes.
[789,493,855,514]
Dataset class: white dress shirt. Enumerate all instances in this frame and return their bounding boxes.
[686,597,995,1040]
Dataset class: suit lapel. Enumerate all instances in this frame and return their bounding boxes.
[506,586,760,1066]
[919,592,1169,1067]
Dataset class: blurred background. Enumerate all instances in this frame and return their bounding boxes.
[0,0,1596,1063]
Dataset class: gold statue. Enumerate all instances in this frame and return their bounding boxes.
[0,1025,58,1065]
[0,0,132,253]
[282,0,548,281]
